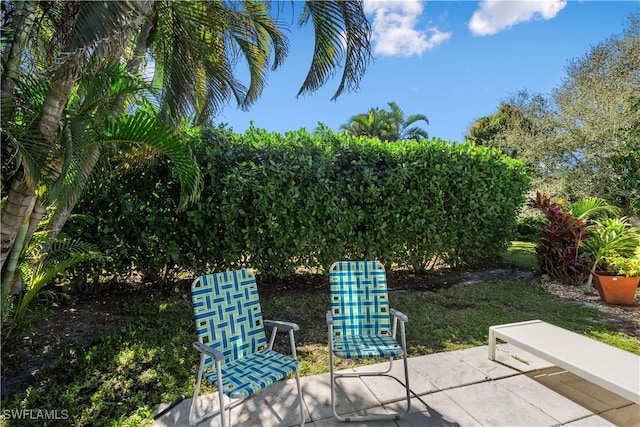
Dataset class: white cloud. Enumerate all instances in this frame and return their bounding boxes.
[469,0,567,36]
[364,0,452,57]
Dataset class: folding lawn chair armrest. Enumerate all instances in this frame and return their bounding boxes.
[390,308,408,323]
[264,320,302,356]
[192,341,224,361]
[325,310,334,326]
[264,320,300,332]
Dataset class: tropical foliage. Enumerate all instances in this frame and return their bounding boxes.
[340,101,429,141]
[528,192,640,286]
[1,0,372,336]
[527,192,591,285]
[582,217,640,283]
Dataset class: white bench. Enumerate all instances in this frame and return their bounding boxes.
[488,319,640,404]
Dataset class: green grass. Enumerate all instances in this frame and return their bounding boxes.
[500,241,539,269]
[2,248,638,426]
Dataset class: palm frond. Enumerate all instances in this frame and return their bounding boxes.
[1,70,53,189]
[569,197,621,220]
[228,1,289,108]
[104,110,202,209]
[43,62,159,209]
[148,1,287,125]
[403,126,429,140]
[297,0,372,100]
[8,237,102,338]
[405,113,429,127]
[63,1,134,62]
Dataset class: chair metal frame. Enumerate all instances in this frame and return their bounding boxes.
[189,269,305,426]
[326,260,411,422]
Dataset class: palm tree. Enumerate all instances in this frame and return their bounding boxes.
[387,101,429,141]
[340,107,393,140]
[1,1,372,303]
[340,102,428,141]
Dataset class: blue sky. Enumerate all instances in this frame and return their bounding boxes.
[216,1,638,143]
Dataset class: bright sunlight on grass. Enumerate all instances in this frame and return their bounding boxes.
[500,241,539,270]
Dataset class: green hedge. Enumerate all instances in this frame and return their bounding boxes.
[69,126,529,280]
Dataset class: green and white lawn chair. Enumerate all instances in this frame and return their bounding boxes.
[326,260,411,422]
[190,269,305,426]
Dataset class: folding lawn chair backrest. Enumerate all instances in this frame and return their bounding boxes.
[329,260,391,338]
[191,269,268,369]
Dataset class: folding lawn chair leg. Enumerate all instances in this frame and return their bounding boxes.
[189,358,228,426]
[295,369,305,426]
[329,357,411,422]
[189,357,245,426]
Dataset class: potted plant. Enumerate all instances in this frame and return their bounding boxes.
[582,217,640,305]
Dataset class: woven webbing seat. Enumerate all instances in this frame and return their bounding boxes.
[326,260,411,422]
[190,269,305,426]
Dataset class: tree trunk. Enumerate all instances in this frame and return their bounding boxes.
[0,169,36,269]
[1,196,36,295]
[1,64,80,268]
[47,146,100,238]
[25,198,46,250]
[1,1,36,101]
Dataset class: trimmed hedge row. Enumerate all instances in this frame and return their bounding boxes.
[70,126,529,280]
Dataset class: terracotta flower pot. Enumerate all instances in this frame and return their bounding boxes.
[592,272,639,305]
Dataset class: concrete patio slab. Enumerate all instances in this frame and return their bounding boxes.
[352,361,412,404]
[311,407,395,427]
[498,370,595,424]
[302,372,382,421]
[529,368,629,413]
[448,345,520,380]
[562,414,618,426]
[392,394,483,427]
[442,379,560,426]
[598,404,640,426]
[153,344,640,427]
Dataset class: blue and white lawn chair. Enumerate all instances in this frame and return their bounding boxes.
[190,269,305,426]
[326,260,411,422]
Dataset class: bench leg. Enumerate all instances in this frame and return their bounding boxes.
[488,327,496,360]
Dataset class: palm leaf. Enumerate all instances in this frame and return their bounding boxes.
[44,62,158,209]
[297,0,372,100]
[104,110,202,209]
[568,197,621,220]
[1,70,53,189]
[5,236,102,340]
[148,1,287,125]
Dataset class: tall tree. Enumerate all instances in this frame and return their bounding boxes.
[551,12,640,210]
[466,12,640,212]
[340,101,429,141]
[1,1,372,293]
[465,94,547,161]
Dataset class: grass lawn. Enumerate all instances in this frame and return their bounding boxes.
[2,244,638,426]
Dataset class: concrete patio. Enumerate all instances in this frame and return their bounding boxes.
[153,343,640,427]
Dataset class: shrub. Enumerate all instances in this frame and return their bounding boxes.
[515,215,547,242]
[68,126,530,281]
[527,192,590,285]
